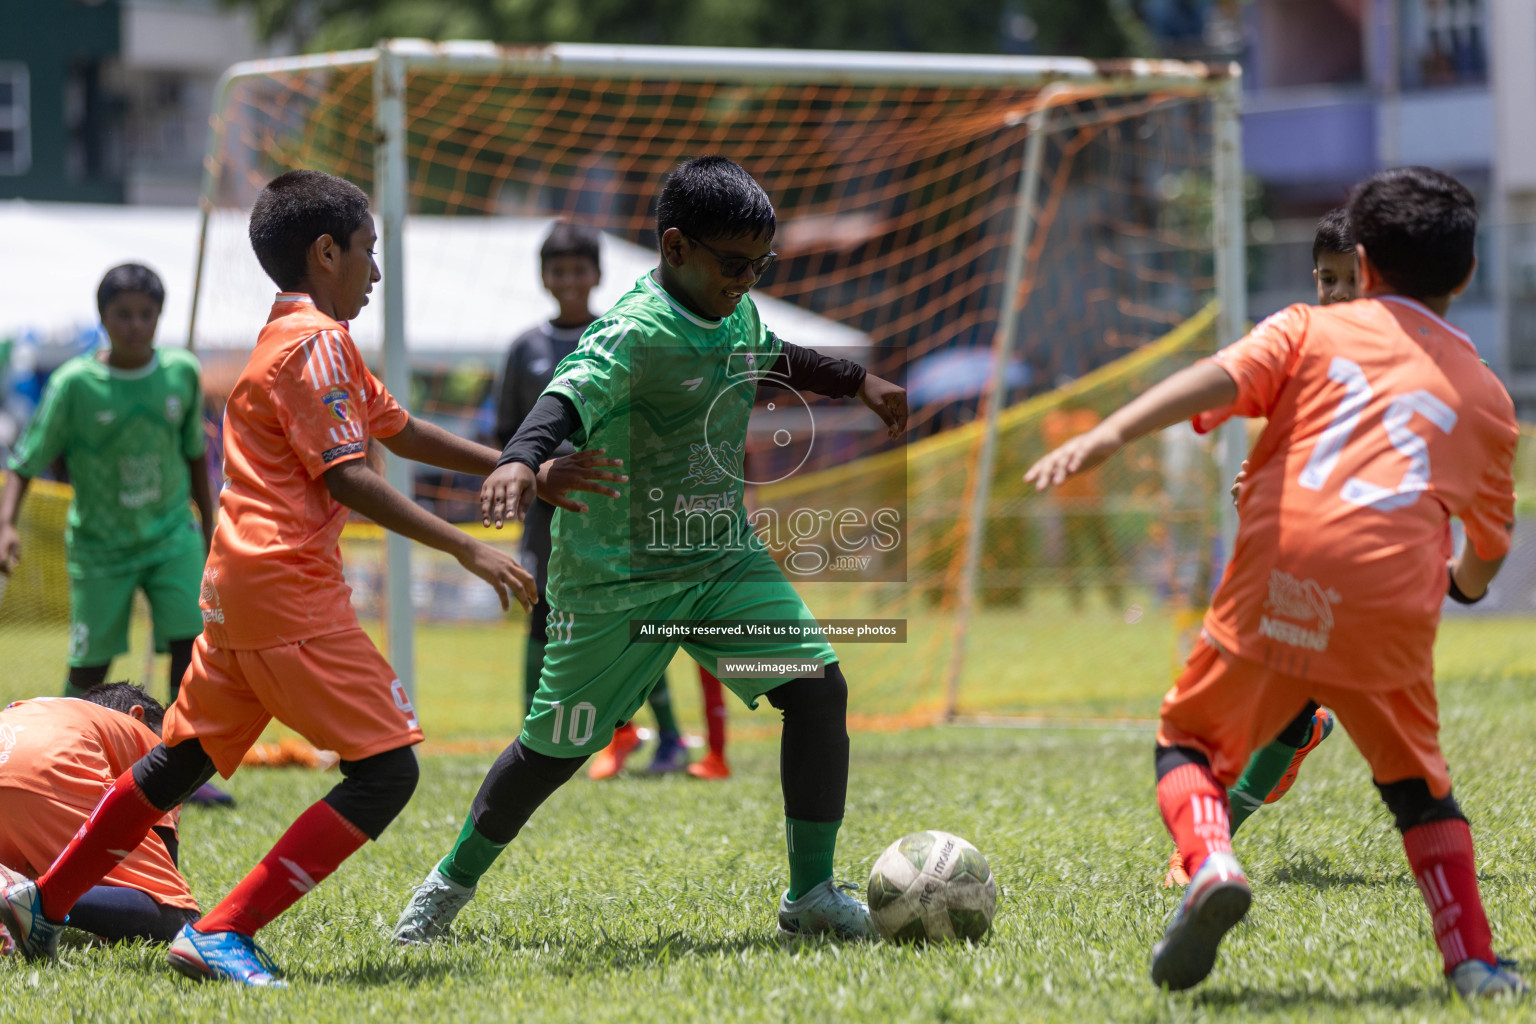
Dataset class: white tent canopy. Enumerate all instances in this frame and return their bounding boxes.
[0,201,869,363]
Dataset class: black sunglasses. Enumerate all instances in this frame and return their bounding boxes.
[685,234,777,278]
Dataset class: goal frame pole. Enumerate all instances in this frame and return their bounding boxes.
[374,40,417,698]
[941,95,1058,721]
[1211,74,1248,583]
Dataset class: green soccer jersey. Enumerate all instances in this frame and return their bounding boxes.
[543,272,784,613]
[10,349,207,577]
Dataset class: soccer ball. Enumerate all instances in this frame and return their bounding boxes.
[866,830,997,943]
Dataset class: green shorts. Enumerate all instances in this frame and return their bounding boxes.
[68,531,206,667]
[522,550,838,757]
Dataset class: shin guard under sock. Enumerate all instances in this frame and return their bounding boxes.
[1227,740,1296,835]
[195,800,367,936]
[1157,762,1232,877]
[785,817,841,900]
[37,772,165,921]
[437,815,508,889]
[1404,818,1496,972]
[700,667,727,757]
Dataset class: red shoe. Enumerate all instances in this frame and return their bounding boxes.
[1264,708,1334,805]
[1162,849,1190,889]
[587,723,641,780]
[686,751,731,780]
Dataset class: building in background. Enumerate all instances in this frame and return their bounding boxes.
[1145,0,1536,410]
[0,0,278,206]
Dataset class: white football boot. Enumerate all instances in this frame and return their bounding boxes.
[392,866,476,945]
[1451,958,1529,1000]
[777,879,876,941]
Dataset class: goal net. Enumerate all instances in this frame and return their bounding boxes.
[3,44,1253,729]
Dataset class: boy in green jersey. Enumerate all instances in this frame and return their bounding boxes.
[0,265,215,706]
[395,156,908,943]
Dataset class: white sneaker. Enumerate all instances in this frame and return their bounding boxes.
[1150,851,1251,991]
[1451,958,1529,1000]
[777,879,876,941]
[392,867,476,945]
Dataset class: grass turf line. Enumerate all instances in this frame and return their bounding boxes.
[3,670,1536,1021]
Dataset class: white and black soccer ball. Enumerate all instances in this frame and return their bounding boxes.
[866,830,997,943]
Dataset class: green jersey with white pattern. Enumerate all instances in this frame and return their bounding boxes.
[9,349,206,577]
[543,272,783,613]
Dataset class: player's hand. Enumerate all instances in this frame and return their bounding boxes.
[1024,423,1124,491]
[480,461,538,529]
[536,449,627,513]
[1230,460,1249,508]
[0,524,18,575]
[458,540,538,612]
[859,373,908,439]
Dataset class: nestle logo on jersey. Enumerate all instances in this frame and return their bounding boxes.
[1259,570,1340,652]
[323,387,352,421]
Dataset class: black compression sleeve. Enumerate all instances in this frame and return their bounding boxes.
[765,342,867,399]
[496,393,581,472]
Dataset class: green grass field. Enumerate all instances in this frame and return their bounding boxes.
[2,612,1536,1020]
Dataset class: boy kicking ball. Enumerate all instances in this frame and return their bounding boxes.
[0,170,616,986]
[1163,206,1356,886]
[1028,167,1524,999]
[393,155,906,945]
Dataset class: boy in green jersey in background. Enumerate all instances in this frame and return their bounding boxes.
[395,155,908,943]
[0,265,230,805]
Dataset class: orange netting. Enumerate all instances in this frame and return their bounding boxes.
[185,52,1228,722]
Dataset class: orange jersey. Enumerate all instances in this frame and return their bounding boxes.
[201,294,408,649]
[0,699,195,909]
[1193,297,1517,687]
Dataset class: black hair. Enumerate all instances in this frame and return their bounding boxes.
[82,682,166,734]
[96,263,165,318]
[1311,206,1354,264]
[540,222,601,271]
[655,156,776,244]
[248,170,372,291]
[1348,167,1477,299]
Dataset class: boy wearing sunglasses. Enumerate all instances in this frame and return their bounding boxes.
[395,155,907,944]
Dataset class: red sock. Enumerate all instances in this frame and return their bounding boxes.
[1403,818,1495,973]
[1156,762,1232,876]
[699,667,727,758]
[195,800,367,936]
[37,771,165,921]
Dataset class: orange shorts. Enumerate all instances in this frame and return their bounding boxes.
[164,629,424,778]
[0,788,197,911]
[1158,635,1450,798]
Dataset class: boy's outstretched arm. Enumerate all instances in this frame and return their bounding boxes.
[324,459,537,612]
[764,341,908,439]
[0,469,31,574]
[1025,361,1238,490]
[378,414,625,518]
[377,416,506,475]
[482,393,585,528]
